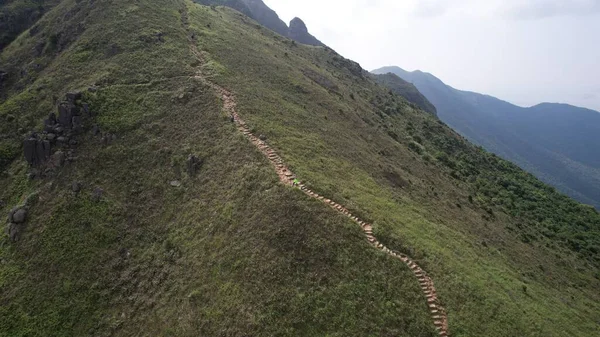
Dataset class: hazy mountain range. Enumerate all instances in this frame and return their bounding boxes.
[373,66,600,209]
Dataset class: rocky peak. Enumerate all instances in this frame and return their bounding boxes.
[289,17,308,34]
[288,17,324,47]
[196,1,325,47]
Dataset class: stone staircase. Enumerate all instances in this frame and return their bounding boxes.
[203,78,450,337]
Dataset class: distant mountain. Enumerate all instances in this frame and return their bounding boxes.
[196,0,325,46]
[371,73,437,115]
[373,66,600,209]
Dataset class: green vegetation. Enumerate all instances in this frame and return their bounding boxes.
[188,4,600,336]
[0,0,598,336]
[0,0,60,51]
[374,66,600,210]
[0,0,435,336]
[372,72,437,115]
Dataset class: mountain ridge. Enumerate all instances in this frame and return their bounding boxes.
[371,72,437,115]
[195,0,324,46]
[373,65,600,209]
[0,1,599,336]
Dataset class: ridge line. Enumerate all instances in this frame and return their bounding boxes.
[211,82,450,337]
[182,6,448,335]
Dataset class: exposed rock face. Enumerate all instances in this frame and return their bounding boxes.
[288,17,324,47]
[23,91,92,169]
[196,0,325,47]
[24,134,52,166]
[241,0,289,37]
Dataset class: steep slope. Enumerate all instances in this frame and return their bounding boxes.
[0,0,435,336]
[242,0,289,36]
[195,0,324,46]
[208,76,449,335]
[373,66,600,209]
[372,72,437,115]
[0,0,61,51]
[0,1,599,337]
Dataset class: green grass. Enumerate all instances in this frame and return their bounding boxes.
[0,0,598,336]
[187,4,600,336]
[0,0,438,336]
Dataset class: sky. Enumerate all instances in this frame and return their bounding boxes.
[263,0,600,111]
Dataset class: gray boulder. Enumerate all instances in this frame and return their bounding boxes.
[186,154,202,176]
[58,102,73,128]
[51,151,65,167]
[12,208,27,224]
[92,187,103,202]
[66,91,82,103]
[7,222,21,242]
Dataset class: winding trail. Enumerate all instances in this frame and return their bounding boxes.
[183,7,448,336]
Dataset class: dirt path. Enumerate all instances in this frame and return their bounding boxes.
[183,6,449,336]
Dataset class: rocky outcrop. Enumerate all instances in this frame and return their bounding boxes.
[23,133,52,167]
[6,192,38,242]
[241,0,289,37]
[196,0,325,47]
[22,91,96,178]
[288,17,324,47]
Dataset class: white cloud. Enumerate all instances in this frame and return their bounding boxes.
[262,0,600,111]
[502,0,600,20]
[413,0,450,18]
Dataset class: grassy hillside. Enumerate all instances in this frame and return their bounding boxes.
[187,4,600,336]
[0,0,599,336]
[374,66,600,210]
[372,72,437,115]
[0,0,61,51]
[0,0,435,336]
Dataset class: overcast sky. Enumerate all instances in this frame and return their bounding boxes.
[263,0,600,111]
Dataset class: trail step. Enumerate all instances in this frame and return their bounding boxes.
[222,84,449,336]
